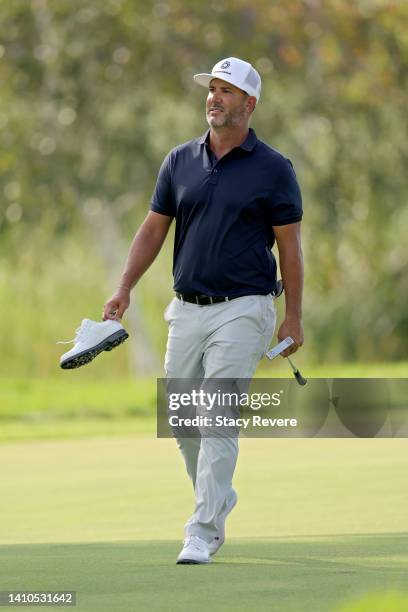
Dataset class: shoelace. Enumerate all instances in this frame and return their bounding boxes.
[56,324,85,345]
[184,536,206,551]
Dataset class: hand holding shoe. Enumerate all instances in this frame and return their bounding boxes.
[103,286,130,321]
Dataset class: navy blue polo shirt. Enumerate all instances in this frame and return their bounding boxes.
[150,128,302,297]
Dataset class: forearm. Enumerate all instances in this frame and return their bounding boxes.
[279,242,303,319]
[119,223,166,290]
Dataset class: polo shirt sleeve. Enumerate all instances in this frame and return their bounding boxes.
[266,157,303,226]
[150,151,176,217]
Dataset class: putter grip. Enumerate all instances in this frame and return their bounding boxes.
[294,369,307,386]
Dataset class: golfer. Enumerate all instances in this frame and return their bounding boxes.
[103,57,304,564]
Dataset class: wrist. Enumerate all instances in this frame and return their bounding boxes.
[285,313,302,321]
[117,283,131,292]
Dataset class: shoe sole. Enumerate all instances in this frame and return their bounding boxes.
[176,559,210,565]
[60,329,129,369]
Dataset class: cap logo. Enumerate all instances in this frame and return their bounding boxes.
[220,61,230,69]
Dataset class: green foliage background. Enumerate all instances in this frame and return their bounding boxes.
[1,0,407,376]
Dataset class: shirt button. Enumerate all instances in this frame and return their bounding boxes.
[214,169,218,173]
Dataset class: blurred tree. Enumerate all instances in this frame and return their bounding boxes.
[0,0,407,373]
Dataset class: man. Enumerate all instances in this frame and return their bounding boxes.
[103,57,304,564]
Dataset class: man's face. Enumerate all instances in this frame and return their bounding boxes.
[206,78,253,129]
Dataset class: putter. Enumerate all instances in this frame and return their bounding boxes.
[287,356,307,386]
[265,336,294,360]
[265,336,307,386]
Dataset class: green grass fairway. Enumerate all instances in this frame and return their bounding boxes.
[0,437,407,610]
[0,536,407,612]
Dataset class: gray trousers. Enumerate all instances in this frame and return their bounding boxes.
[164,294,276,543]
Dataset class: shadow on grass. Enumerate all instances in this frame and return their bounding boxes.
[0,534,407,611]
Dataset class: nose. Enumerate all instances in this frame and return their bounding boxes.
[208,91,222,107]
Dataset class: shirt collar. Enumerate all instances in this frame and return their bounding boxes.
[197,128,258,152]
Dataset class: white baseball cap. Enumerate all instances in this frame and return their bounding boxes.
[194,57,262,102]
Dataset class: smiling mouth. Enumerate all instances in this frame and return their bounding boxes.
[209,108,223,113]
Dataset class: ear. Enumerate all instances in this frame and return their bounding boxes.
[246,96,257,114]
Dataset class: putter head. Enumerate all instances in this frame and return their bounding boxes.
[294,370,307,386]
[287,356,307,386]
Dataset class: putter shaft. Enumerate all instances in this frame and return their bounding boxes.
[287,357,307,386]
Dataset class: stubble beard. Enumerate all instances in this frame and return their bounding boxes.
[206,105,247,129]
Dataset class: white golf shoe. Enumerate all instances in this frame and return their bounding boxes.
[209,489,238,556]
[176,536,211,565]
[58,319,128,369]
